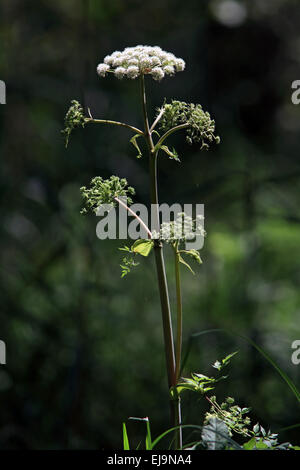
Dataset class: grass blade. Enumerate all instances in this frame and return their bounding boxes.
[151,424,242,450]
[122,422,130,450]
[188,328,300,403]
[145,418,152,450]
[129,416,152,450]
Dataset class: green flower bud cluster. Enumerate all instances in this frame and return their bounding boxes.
[80,175,135,214]
[62,100,86,148]
[158,100,220,150]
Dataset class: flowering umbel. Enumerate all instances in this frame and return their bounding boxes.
[80,176,135,214]
[157,213,206,244]
[62,100,85,148]
[96,45,185,81]
[157,100,221,150]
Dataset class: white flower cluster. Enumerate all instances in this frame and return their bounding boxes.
[153,213,205,243]
[96,45,185,81]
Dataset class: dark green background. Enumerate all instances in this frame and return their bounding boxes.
[0,0,299,449]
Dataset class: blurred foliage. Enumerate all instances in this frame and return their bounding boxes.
[0,0,299,449]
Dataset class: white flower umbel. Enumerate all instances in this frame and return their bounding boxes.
[96,45,185,81]
[153,212,206,243]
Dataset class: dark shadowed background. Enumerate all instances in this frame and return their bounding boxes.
[0,0,299,449]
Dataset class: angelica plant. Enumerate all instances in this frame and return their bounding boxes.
[63,45,220,449]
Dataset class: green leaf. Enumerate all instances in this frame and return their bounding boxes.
[173,382,198,395]
[130,133,143,159]
[202,386,215,393]
[212,351,238,371]
[192,373,211,381]
[160,145,180,162]
[201,418,231,450]
[222,351,238,366]
[178,253,195,274]
[131,239,154,257]
[172,374,217,396]
[122,422,130,450]
[152,129,161,138]
[254,439,270,450]
[253,423,260,434]
[191,373,215,383]
[119,245,131,252]
[178,249,202,275]
[120,254,140,278]
[243,437,256,450]
[180,249,202,265]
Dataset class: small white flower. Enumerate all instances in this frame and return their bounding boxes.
[151,66,165,81]
[97,63,110,77]
[164,65,175,75]
[113,57,123,67]
[127,66,139,79]
[158,51,168,62]
[121,54,131,64]
[157,212,206,243]
[128,58,139,66]
[103,55,113,65]
[139,54,152,69]
[175,58,185,72]
[114,66,127,79]
[152,46,162,54]
[111,51,122,58]
[150,56,161,66]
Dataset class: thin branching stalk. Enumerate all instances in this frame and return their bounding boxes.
[114,196,152,239]
[140,74,152,141]
[150,107,165,132]
[85,117,144,136]
[154,123,189,151]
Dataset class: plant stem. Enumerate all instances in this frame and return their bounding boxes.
[150,106,165,132]
[85,117,143,136]
[140,74,152,141]
[140,74,182,449]
[173,243,183,451]
[174,244,183,383]
[114,196,152,239]
[154,123,189,152]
